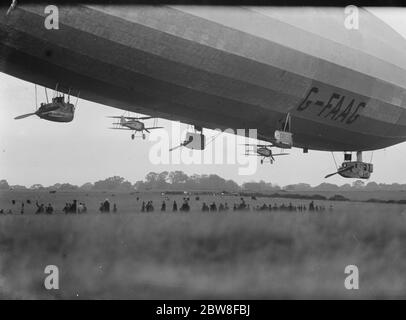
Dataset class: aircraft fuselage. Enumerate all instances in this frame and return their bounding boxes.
[123,120,145,131]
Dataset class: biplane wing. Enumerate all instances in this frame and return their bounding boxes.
[107,116,153,120]
[144,126,164,133]
[109,127,132,130]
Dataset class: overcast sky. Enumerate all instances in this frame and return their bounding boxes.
[1,7,406,188]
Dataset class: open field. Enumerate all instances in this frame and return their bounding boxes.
[1,190,406,299]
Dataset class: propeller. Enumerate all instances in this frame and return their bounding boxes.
[271,153,290,156]
[324,166,354,179]
[14,112,37,120]
[169,144,183,152]
[169,136,194,152]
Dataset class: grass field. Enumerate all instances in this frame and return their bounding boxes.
[0,190,406,299]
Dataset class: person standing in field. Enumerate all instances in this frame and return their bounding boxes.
[146,201,154,212]
[20,202,24,215]
[46,203,54,214]
[64,203,70,214]
[113,203,117,213]
[202,202,209,212]
[172,200,178,212]
[161,201,166,212]
[78,203,84,213]
[35,201,44,214]
[103,199,110,213]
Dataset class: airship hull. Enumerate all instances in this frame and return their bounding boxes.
[1,5,405,151]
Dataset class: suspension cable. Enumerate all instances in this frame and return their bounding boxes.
[331,152,338,170]
[204,130,223,148]
[34,84,38,110]
[44,87,49,103]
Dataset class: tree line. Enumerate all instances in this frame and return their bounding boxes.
[1,172,406,192]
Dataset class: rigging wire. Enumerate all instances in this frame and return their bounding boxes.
[44,87,49,104]
[74,91,80,109]
[53,83,58,99]
[331,152,338,170]
[34,84,38,110]
[204,130,223,148]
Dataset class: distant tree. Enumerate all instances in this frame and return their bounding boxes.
[30,184,44,190]
[365,181,379,190]
[339,183,352,191]
[284,183,312,191]
[120,180,133,191]
[79,182,94,191]
[145,172,159,184]
[93,176,133,191]
[142,172,169,190]
[134,180,145,191]
[352,180,365,189]
[10,185,27,190]
[224,179,240,192]
[156,171,170,189]
[198,174,226,190]
[158,171,169,183]
[47,183,62,190]
[313,183,339,191]
[0,179,9,190]
[242,180,278,193]
[58,183,79,191]
[387,183,401,191]
[168,171,189,185]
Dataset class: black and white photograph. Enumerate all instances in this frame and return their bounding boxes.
[1,0,406,304]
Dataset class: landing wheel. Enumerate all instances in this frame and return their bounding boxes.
[131,134,135,140]
[260,159,264,164]
[142,133,146,140]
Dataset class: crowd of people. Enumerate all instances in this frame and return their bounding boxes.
[137,197,333,213]
[249,200,331,212]
[198,199,332,212]
[141,200,154,212]
[63,200,88,214]
[99,199,117,213]
[140,198,192,212]
[0,196,334,215]
[35,201,54,214]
